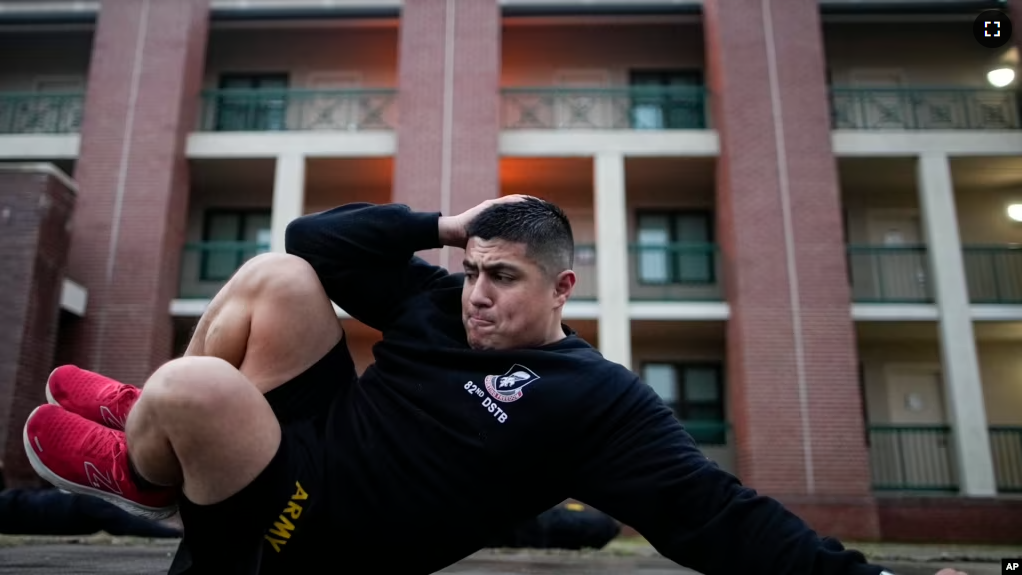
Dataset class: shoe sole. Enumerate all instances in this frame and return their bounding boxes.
[22,405,178,521]
[44,367,59,407]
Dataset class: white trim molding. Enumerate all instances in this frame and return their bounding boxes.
[499,130,718,157]
[0,135,79,159]
[186,132,396,158]
[833,131,1022,157]
[971,305,1022,322]
[628,301,730,320]
[851,304,939,321]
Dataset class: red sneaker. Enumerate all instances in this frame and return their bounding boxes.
[23,404,178,520]
[46,365,140,431]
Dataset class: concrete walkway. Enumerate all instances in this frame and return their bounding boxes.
[0,535,1014,574]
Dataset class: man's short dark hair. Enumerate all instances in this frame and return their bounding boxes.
[465,197,574,278]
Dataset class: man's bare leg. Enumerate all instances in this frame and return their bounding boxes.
[44,253,346,431]
[124,357,281,504]
[184,252,344,394]
[126,253,345,502]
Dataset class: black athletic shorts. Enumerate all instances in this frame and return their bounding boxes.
[166,335,357,575]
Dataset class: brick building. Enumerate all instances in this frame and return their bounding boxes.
[1,0,1022,543]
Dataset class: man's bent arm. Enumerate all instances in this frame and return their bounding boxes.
[285,202,453,331]
[570,377,888,575]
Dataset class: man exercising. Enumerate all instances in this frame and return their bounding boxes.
[24,196,961,574]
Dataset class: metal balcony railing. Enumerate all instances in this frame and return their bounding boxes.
[0,92,84,134]
[990,426,1022,493]
[847,245,931,303]
[501,86,708,130]
[198,88,397,132]
[831,87,1019,130]
[868,425,958,492]
[178,241,269,299]
[628,243,723,301]
[963,245,1022,304]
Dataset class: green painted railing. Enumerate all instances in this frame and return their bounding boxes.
[198,88,397,132]
[831,87,1019,130]
[628,243,722,301]
[0,92,83,134]
[963,245,1022,304]
[178,241,269,299]
[991,426,1022,493]
[501,86,708,130]
[847,245,931,303]
[867,425,957,492]
[571,244,597,301]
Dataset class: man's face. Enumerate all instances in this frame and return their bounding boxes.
[461,237,571,350]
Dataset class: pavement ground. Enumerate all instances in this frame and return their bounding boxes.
[0,536,1015,574]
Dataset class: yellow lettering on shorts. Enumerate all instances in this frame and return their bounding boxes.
[268,516,295,540]
[263,481,311,553]
[265,536,287,553]
[284,501,302,520]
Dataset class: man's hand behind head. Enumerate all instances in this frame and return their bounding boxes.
[438,194,536,248]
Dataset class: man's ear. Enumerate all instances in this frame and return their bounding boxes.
[554,270,576,303]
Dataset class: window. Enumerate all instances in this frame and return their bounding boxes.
[629,70,705,129]
[643,362,726,445]
[200,209,271,281]
[215,73,289,131]
[636,211,715,284]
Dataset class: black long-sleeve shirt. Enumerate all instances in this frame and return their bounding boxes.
[284,202,891,575]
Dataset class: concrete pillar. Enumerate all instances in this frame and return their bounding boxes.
[271,154,306,254]
[393,0,500,267]
[0,164,77,488]
[65,0,210,385]
[594,153,631,370]
[704,0,877,539]
[916,152,997,497]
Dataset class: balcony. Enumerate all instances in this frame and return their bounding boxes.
[847,244,1022,304]
[501,86,708,131]
[831,87,1019,130]
[991,426,1022,493]
[868,425,1022,493]
[963,245,1022,304]
[628,243,723,301]
[572,244,597,301]
[868,425,957,492]
[198,88,398,132]
[847,245,931,303]
[0,92,83,134]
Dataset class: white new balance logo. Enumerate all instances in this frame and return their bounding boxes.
[100,406,125,429]
[84,462,123,495]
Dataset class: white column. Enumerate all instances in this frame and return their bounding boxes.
[271,153,306,253]
[594,152,631,369]
[917,152,996,497]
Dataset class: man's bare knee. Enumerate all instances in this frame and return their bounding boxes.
[229,253,326,304]
[130,356,281,504]
[186,253,342,386]
[141,356,249,416]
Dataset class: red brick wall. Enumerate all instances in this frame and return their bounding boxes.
[878,497,1022,544]
[704,0,875,537]
[394,0,500,266]
[65,0,210,385]
[0,168,77,487]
